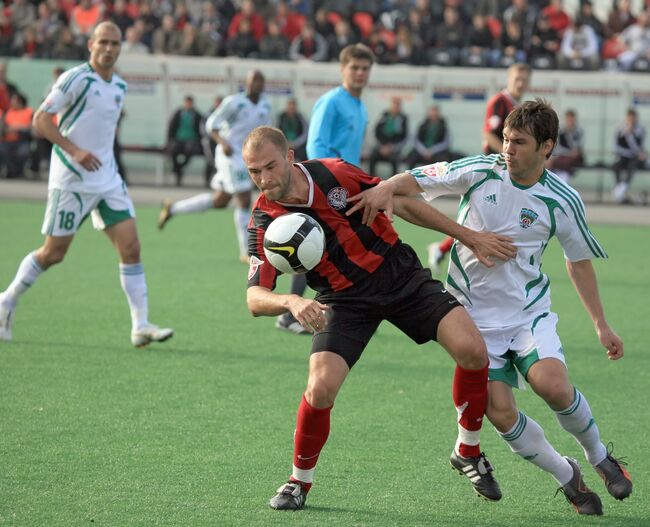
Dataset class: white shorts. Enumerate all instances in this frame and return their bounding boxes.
[482,311,565,389]
[211,154,253,194]
[41,182,136,236]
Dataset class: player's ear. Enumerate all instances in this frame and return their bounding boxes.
[287,148,295,163]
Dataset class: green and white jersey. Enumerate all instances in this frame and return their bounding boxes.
[41,63,127,193]
[408,154,607,328]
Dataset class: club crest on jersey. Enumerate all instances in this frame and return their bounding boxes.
[115,95,122,106]
[327,187,348,210]
[248,255,264,280]
[519,208,538,229]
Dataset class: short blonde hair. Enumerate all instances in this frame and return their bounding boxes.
[243,126,288,156]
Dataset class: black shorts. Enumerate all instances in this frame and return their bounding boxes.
[312,243,461,368]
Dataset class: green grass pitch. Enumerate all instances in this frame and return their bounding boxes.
[1,200,648,526]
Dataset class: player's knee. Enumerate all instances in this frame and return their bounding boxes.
[304,381,337,409]
[453,335,488,370]
[37,246,66,268]
[121,239,141,261]
[537,382,574,410]
[486,400,518,433]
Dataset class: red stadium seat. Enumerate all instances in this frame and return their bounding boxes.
[353,12,374,39]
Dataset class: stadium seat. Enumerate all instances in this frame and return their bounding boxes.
[327,11,342,26]
[352,12,374,39]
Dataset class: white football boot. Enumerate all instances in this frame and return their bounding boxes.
[0,293,15,341]
[131,324,174,347]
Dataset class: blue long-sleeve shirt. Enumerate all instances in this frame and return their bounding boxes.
[306,86,368,166]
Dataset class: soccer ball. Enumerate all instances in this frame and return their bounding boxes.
[263,213,325,274]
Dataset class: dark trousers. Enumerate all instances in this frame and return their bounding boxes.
[613,157,640,184]
[169,139,203,186]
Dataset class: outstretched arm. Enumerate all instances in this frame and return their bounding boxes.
[247,285,329,333]
[393,196,516,267]
[566,259,624,360]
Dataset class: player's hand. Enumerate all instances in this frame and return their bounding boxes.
[347,181,395,225]
[72,149,102,171]
[464,230,516,267]
[596,323,624,360]
[289,296,330,334]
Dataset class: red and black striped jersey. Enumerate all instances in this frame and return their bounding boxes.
[247,158,399,294]
[482,90,519,154]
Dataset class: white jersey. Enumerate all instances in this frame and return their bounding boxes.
[205,92,272,172]
[41,63,127,193]
[409,154,606,328]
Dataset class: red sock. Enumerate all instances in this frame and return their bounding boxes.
[452,364,488,458]
[291,393,332,490]
[440,236,454,254]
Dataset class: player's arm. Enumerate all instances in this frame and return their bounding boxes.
[33,109,101,171]
[346,172,422,223]
[205,101,233,155]
[566,259,624,360]
[247,285,329,333]
[393,196,516,267]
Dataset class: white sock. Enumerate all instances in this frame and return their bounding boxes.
[292,465,315,484]
[119,263,149,330]
[556,388,607,466]
[613,182,628,203]
[3,251,44,306]
[500,411,574,485]
[234,207,250,258]
[170,193,214,215]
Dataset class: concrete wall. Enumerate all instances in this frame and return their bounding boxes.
[6,56,650,166]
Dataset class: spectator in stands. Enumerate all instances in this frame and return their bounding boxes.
[70,0,104,46]
[0,10,13,57]
[497,18,527,66]
[0,92,33,179]
[541,0,571,37]
[312,7,335,39]
[461,13,498,67]
[502,0,537,44]
[363,24,394,64]
[12,25,44,58]
[33,1,63,54]
[327,19,356,62]
[289,22,328,61]
[109,0,135,36]
[166,95,205,187]
[259,19,290,59]
[176,23,218,56]
[228,0,265,43]
[558,19,600,70]
[616,10,650,71]
[226,17,259,58]
[612,108,647,204]
[405,105,454,167]
[430,6,465,66]
[277,98,308,160]
[368,96,408,176]
[152,14,180,55]
[527,14,561,69]
[393,22,425,65]
[121,25,150,55]
[51,25,85,60]
[9,0,36,34]
[274,0,306,41]
[136,2,159,50]
[547,109,584,183]
[606,0,636,37]
[196,1,225,54]
[576,1,605,45]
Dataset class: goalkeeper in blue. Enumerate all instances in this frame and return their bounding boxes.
[347,99,632,515]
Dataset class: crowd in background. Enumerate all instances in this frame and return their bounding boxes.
[1,0,649,71]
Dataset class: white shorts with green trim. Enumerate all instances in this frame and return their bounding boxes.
[211,155,253,194]
[41,182,135,236]
[483,311,565,389]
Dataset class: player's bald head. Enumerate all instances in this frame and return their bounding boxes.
[90,21,122,42]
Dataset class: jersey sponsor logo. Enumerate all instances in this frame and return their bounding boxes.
[248,255,264,280]
[419,163,447,178]
[519,208,539,229]
[327,186,348,210]
[483,193,497,205]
